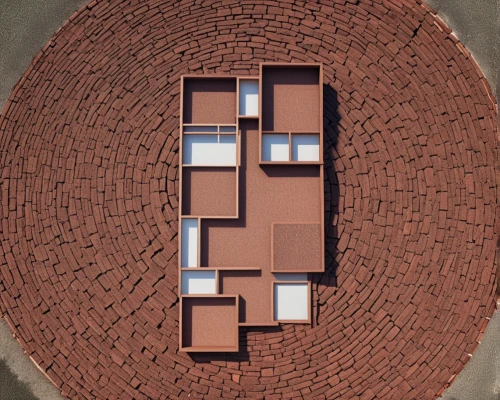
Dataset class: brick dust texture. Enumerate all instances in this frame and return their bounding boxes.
[0,0,498,399]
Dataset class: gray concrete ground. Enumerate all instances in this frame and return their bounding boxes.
[0,0,498,399]
[0,0,87,111]
[439,304,500,400]
[0,320,62,400]
[425,0,499,97]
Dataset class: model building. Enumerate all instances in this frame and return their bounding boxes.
[178,63,324,352]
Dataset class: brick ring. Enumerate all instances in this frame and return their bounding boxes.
[0,1,497,399]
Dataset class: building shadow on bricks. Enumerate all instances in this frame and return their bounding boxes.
[312,84,340,327]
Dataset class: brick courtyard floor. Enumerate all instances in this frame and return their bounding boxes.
[0,1,498,399]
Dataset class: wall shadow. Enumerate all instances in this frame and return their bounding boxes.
[312,85,340,326]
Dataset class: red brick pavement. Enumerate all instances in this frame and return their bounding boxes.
[0,0,498,399]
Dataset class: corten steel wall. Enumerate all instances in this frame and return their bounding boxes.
[0,1,498,399]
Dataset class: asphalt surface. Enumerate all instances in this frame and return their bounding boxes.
[0,0,498,399]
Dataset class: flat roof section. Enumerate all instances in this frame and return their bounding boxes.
[261,65,320,132]
[272,223,323,272]
[182,167,237,217]
[200,120,322,271]
[180,296,239,352]
[182,78,236,124]
[219,270,272,324]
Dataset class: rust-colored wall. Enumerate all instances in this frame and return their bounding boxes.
[201,120,321,270]
[182,167,237,217]
[181,297,237,348]
[183,78,236,124]
[262,67,320,132]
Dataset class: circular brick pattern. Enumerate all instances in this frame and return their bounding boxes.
[0,1,498,399]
